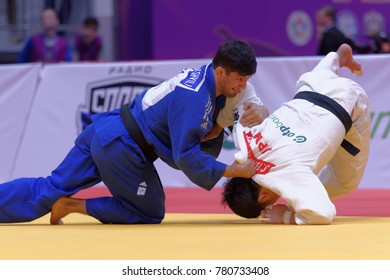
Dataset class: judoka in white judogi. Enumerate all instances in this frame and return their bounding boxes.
[222,45,370,225]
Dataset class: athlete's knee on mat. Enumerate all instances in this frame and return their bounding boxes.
[87,204,164,224]
[96,215,163,224]
[85,197,165,224]
[133,212,164,224]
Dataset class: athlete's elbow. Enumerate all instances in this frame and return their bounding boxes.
[190,176,216,191]
[176,159,222,191]
[177,165,215,190]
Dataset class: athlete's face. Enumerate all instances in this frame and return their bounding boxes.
[218,67,251,98]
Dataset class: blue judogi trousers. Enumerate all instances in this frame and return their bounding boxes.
[0,123,165,224]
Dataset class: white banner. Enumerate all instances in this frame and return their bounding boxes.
[0,63,41,181]
[1,55,389,188]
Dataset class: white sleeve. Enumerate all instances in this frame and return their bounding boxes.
[216,82,263,128]
[231,104,248,164]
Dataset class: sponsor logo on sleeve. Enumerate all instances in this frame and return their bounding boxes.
[179,66,206,91]
[201,96,213,130]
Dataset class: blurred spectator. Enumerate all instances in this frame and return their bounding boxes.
[73,16,103,61]
[45,0,72,27]
[372,31,390,54]
[18,8,72,63]
[316,5,351,55]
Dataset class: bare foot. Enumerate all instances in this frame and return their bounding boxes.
[50,196,87,225]
[337,43,362,76]
[50,197,70,224]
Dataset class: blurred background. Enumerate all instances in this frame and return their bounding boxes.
[0,0,389,64]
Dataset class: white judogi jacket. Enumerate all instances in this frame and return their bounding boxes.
[226,52,370,225]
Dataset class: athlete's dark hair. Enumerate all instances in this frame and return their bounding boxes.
[212,40,257,76]
[222,177,266,218]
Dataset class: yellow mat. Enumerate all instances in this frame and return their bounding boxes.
[1,213,390,260]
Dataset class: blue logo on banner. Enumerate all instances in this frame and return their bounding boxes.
[77,76,162,134]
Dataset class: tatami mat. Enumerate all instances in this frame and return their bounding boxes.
[1,213,390,260]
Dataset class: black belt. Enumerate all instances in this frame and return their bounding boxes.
[293,91,360,156]
[120,104,158,162]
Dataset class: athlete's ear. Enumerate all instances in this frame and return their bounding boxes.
[215,66,225,76]
[258,193,267,204]
[258,188,280,205]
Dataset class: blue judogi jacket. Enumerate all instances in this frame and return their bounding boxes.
[93,63,226,190]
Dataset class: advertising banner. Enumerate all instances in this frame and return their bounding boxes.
[1,54,389,189]
[0,63,41,181]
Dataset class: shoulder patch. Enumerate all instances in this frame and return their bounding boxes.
[178,66,206,91]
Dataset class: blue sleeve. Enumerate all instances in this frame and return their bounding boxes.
[168,88,226,190]
[18,37,32,63]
